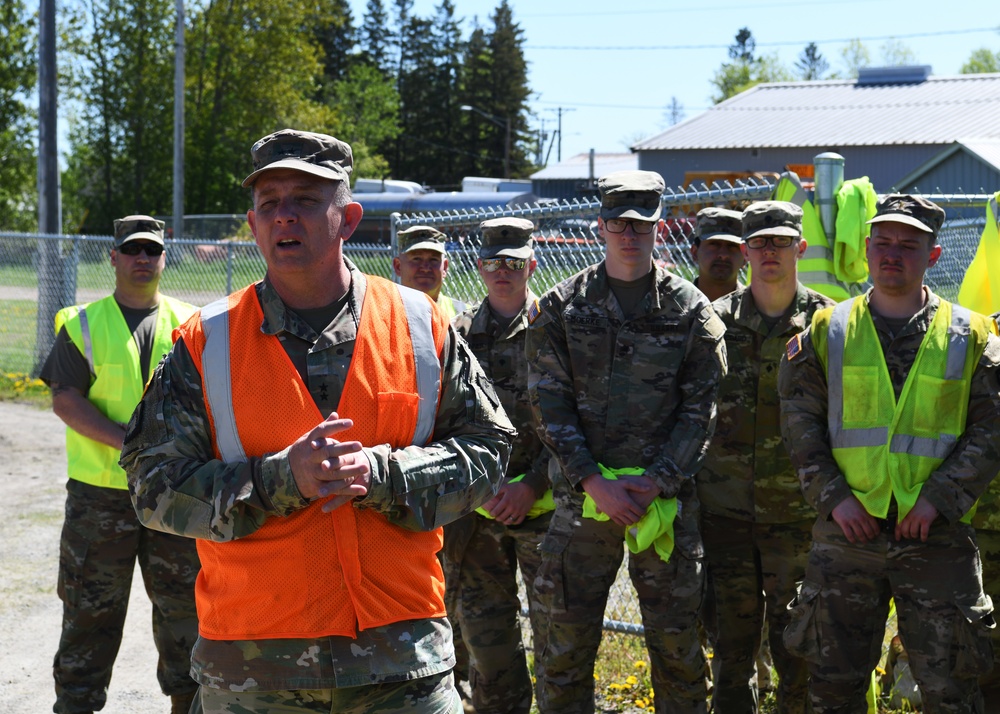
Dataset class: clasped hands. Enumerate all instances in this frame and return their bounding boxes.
[289,412,371,513]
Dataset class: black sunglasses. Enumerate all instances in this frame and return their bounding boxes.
[118,242,164,257]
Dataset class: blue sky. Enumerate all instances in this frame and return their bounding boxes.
[347,0,1000,173]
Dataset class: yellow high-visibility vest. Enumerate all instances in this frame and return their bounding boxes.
[810,297,990,522]
[56,294,195,489]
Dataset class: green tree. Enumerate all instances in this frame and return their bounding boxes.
[456,23,493,178]
[484,0,532,177]
[61,0,176,234]
[184,0,337,215]
[711,29,791,103]
[0,0,38,231]
[839,38,871,78]
[962,47,1000,73]
[330,62,399,181]
[312,0,356,92]
[880,38,918,66]
[795,42,829,80]
[359,0,392,72]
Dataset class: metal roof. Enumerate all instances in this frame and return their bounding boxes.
[530,152,637,180]
[634,73,1000,151]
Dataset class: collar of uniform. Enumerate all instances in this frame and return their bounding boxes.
[734,281,812,334]
[863,286,940,339]
[258,261,365,344]
[469,292,537,340]
[583,261,668,316]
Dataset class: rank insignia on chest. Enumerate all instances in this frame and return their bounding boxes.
[527,299,541,325]
[785,333,803,360]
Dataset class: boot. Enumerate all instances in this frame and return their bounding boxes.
[170,689,198,714]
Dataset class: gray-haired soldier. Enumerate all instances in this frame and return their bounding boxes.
[527,170,726,713]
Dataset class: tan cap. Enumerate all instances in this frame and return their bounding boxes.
[695,207,743,244]
[598,170,664,222]
[113,215,165,247]
[479,217,535,259]
[742,201,803,240]
[242,129,353,188]
[397,225,447,254]
[867,193,945,237]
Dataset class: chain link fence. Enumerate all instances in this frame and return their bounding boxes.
[0,182,993,640]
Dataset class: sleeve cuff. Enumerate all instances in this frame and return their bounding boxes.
[260,447,311,516]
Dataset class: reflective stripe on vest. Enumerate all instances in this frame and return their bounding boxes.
[200,284,442,461]
[78,308,96,376]
[827,299,971,458]
[200,296,246,463]
[184,278,448,639]
[397,286,441,446]
[60,294,195,489]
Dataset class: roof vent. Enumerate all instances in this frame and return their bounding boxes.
[857,65,931,86]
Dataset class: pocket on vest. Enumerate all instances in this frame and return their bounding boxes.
[914,375,965,435]
[377,392,420,445]
[842,366,880,426]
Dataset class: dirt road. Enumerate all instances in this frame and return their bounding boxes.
[0,400,168,714]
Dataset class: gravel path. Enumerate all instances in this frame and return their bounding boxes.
[0,399,167,714]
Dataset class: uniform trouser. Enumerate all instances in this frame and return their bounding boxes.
[53,479,201,714]
[974,528,1000,705]
[199,671,460,713]
[533,511,708,714]
[446,511,550,714]
[785,516,994,714]
[701,514,812,714]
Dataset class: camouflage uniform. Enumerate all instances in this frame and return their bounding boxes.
[40,215,200,714]
[446,290,551,714]
[699,282,834,714]
[527,259,727,714]
[121,263,515,711]
[779,289,1000,714]
[973,311,1000,705]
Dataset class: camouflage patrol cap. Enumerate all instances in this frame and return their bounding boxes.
[742,201,803,240]
[694,207,743,245]
[242,129,353,188]
[867,193,945,237]
[397,225,447,255]
[597,170,665,222]
[479,217,535,259]
[113,215,165,248]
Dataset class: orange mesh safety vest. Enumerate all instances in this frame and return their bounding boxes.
[178,276,448,640]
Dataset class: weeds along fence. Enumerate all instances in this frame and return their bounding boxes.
[0,183,991,638]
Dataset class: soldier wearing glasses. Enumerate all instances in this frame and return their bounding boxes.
[40,216,200,714]
[527,170,726,713]
[445,217,553,714]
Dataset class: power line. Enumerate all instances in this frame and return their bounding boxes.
[525,27,992,52]
[520,0,876,18]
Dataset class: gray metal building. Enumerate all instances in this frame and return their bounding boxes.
[633,67,1000,195]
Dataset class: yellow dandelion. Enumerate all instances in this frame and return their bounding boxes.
[633,660,647,670]
[876,666,886,676]
[625,675,638,686]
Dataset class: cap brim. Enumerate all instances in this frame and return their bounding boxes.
[699,232,743,244]
[601,205,662,222]
[867,214,934,233]
[744,226,800,240]
[401,240,446,254]
[242,159,348,188]
[117,231,165,247]
[479,244,533,260]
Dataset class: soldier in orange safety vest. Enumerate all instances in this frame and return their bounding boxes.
[121,128,516,714]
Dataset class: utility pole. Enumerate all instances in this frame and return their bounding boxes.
[173,0,185,241]
[548,107,575,163]
[35,0,63,374]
